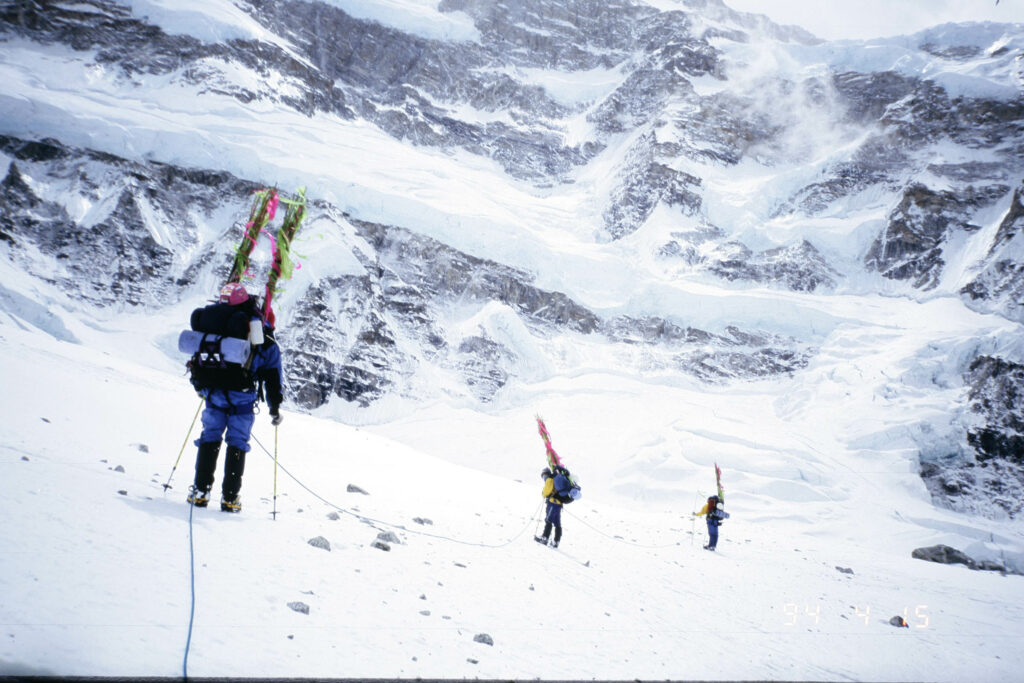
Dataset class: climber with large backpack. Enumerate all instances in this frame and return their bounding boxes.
[534,465,580,548]
[694,494,730,551]
[180,282,284,512]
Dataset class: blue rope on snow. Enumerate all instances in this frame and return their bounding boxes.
[184,488,198,680]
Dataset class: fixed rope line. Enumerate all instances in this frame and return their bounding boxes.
[183,488,198,680]
[563,507,681,549]
[250,433,542,549]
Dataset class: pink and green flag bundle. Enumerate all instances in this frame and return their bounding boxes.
[223,186,306,328]
[262,187,307,328]
[715,462,725,502]
[536,416,563,470]
[229,188,278,284]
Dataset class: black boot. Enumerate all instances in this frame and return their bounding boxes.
[552,526,562,548]
[190,441,221,506]
[221,445,246,512]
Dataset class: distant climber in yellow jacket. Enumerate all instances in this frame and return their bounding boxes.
[535,468,563,548]
[694,495,730,551]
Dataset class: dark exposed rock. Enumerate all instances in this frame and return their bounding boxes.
[603,133,702,240]
[921,355,1024,520]
[832,71,918,123]
[961,183,1024,323]
[454,335,513,402]
[658,231,838,292]
[601,317,812,381]
[706,240,838,292]
[668,91,779,165]
[284,275,405,409]
[910,544,1013,574]
[865,183,1009,289]
[679,344,810,382]
[350,217,601,334]
[927,161,1010,183]
[776,136,908,216]
[966,356,1024,467]
[603,315,710,346]
[912,544,975,567]
[920,43,981,60]
[785,65,1023,223]
[0,135,253,308]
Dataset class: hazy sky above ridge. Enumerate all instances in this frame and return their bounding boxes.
[725,0,1024,40]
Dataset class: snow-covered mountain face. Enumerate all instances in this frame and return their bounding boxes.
[1,0,1022,519]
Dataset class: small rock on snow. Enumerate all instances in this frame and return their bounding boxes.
[376,530,402,545]
[308,536,331,551]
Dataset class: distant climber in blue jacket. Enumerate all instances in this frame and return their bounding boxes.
[695,495,729,551]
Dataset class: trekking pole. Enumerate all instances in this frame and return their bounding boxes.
[163,398,204,492]
[690,490,702,546]
[271,423,279,520]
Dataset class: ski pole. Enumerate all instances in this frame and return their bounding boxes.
[163,398,204,492]
[272,423,279,520]
[690,490,702,546]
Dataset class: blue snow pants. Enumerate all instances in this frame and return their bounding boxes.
[706,519,719,549]
[196,391,256,451]
[545,500,562,527]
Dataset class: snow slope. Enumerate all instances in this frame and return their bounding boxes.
[2,270,1024,680]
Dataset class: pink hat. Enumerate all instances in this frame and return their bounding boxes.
[218,282,250,305]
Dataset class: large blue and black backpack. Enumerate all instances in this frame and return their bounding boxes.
[179,302,255,392]
[707,496,730,526]
[553,466,582,504]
